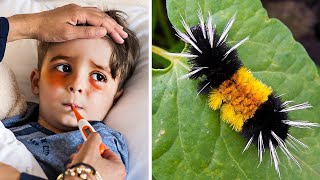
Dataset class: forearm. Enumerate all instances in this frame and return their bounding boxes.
[4,4,127,44]
[7,13,39,42]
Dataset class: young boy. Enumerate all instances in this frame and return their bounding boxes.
[2,10,139,179]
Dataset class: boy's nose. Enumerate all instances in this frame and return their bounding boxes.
[67,71,86,94]
[69,87,83,93]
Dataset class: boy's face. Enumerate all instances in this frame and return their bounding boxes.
[31,38,122,132]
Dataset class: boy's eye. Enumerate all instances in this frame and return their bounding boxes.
[56,64,71,72]
[92,73,107,82]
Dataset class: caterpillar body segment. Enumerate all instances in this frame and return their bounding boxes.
[169,10,319,177]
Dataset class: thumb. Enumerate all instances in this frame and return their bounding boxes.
[79,132,103,155]
[102,146,121,161]
[68,26,107,39]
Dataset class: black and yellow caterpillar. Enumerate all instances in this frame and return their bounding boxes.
[169,10,319,176]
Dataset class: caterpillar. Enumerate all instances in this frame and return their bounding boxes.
[168,8,319,177]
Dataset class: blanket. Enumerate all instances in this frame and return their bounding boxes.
[0,63,47,179]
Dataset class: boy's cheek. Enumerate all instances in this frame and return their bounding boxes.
[85,93,113,119]
[39,73,65,100]
[89,78,104,90]
[86,102,111,120]
[45,72,65,88]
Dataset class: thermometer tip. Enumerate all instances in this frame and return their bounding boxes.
[71,104,83,121]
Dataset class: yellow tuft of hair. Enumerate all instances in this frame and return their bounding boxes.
[208,89,223,110]
[212,67,272,132]
[235,68,254,84]
[220,104,244,132]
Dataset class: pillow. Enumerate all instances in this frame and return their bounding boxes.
[0,0,149,179]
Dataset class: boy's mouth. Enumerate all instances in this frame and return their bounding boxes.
[63,103,83,110]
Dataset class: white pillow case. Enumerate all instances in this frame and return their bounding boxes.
[0,0,149,179]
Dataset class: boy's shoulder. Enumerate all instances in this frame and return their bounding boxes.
[92,120,123,137]
[2,102,38,128]
[2,101,129,175]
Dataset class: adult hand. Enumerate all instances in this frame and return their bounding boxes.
[0,162,20,180]
[7,4,127,44]
[67,133,126,180]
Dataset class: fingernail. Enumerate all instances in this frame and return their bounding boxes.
[123,32,128,38]
[118,38,124,44]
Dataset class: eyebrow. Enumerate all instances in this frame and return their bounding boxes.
[49,55,109,72]
[89,59,109,72]
[49,55,72,62]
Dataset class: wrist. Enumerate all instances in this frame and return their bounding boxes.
[57,163,102,180]
[7,13,39,42]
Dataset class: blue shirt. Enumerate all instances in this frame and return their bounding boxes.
[3,102,129,180]
[0,17,9,61]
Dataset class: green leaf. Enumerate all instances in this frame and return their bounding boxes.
[152,0,320,179]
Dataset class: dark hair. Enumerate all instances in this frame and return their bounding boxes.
[37,10,140,89]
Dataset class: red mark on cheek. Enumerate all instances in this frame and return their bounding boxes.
[89,78,103,90]
[47,72,64,87]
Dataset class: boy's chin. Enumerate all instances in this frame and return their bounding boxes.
[61,121,78,129]
[53,119,79,132]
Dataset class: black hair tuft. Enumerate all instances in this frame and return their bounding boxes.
[188,25,242,92]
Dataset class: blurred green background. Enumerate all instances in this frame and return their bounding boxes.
[152,0,320,68]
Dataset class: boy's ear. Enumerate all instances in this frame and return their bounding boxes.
[30,69,40,95]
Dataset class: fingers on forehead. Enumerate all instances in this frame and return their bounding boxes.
[83,6,101,12]
[109,31,124,44]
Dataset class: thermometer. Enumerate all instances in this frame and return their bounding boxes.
[71,105,107,154]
